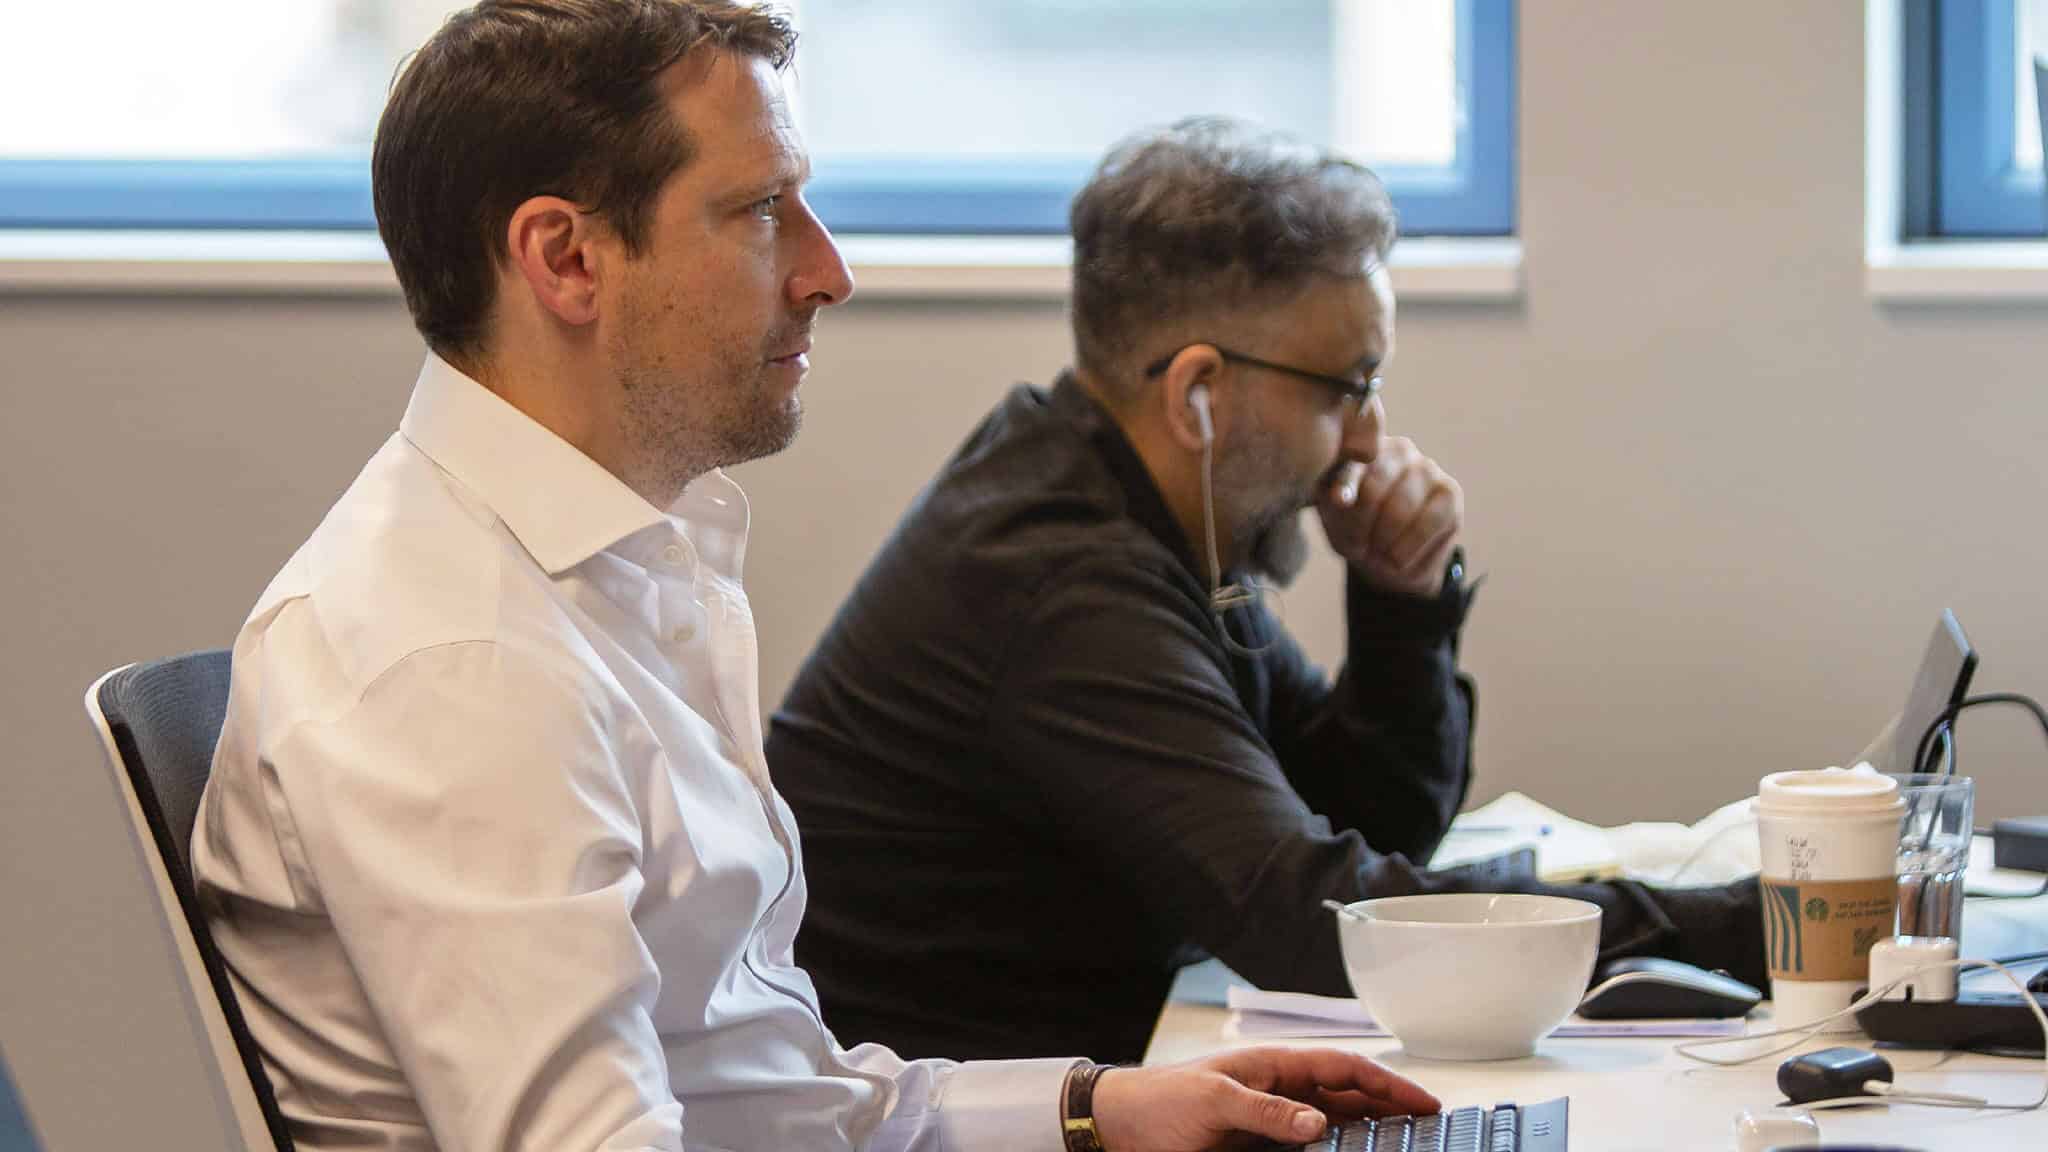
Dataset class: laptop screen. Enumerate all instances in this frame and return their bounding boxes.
[0,1052,42,1152]
[1889,609,1976,775]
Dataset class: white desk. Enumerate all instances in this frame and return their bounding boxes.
[1143,896,2048,1151]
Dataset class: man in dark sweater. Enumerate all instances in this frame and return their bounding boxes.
[767,118,1764,1065]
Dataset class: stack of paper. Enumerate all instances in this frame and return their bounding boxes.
[1222,987,1747,1041]
[1428,791,1761,885]
[1430,789,2044,896]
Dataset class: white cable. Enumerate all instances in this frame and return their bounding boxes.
[1197,418,1277,657]
[1198,431,1231,605]
[1859,1080,1987,1108]
[1674,957,2048,1112]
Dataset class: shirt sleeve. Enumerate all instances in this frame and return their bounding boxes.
[265,640,684,1152]
[986,556,1763,997]
[757,874,1079,1152]
[986,555,1412,994]
[1259,565,1476,865]
[831,1041,1078,1152]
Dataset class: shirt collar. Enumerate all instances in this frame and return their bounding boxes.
[398,354,669,577]
[1049,370,1205,580]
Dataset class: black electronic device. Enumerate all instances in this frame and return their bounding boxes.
[1777,1046,1894,1104]
[1854,985,2048,1054]
[1994,816,2048,873]
[1575,956,1762,1020]
[1276,1098,1566,1152]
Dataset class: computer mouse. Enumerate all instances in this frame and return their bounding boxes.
[1575,956,1762,1019]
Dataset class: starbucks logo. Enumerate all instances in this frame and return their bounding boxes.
[1804,897,1829,922]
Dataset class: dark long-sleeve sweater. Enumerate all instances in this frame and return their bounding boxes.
[767,373,1763,1064]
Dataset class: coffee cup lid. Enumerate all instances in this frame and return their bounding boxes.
[1759,766,1904,815]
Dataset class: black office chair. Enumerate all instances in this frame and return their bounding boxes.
[85,652,296,1152]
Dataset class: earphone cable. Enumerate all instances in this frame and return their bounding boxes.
[1199,421,1278,657]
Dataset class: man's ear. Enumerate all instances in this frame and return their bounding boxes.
[503,196,605,328]
[1157,344,1223,453]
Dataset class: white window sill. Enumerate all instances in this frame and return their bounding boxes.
[0,230,1522,303]
[835,235,1521,301]
[1867,241,2048,301]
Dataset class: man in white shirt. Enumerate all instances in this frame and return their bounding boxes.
[191,3,1439,1150]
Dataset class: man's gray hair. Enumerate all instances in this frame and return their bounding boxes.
[1068,117,1397,382]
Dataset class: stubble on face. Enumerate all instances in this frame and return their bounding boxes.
[607,279,809,499]
[1212,406,1316,587]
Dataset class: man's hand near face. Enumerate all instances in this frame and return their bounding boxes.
[1316,436,1463,600]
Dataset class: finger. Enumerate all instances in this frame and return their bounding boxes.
[1365,466,1428,557]
[1213,1080,1329,1145]
[1306,1087,1391,1122]
[1309,1086,1435,1123]
[1320,439,1415,555]
[1353,438,1412,504]
[1385,490,1458,575]
[1214,1048,1440,1117]
[1377,453,1461,559]
[1397,525,1460,589]
[1317,458,1388,547]
[1332,461,1366,507]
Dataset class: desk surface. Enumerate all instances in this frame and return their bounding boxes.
[1143,896,2048,1151]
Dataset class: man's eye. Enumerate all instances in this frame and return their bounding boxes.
[749,195,782,220]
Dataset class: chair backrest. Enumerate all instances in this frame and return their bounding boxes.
[85,652,296,1152]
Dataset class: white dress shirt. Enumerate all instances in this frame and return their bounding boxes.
[191,355,1075,1152]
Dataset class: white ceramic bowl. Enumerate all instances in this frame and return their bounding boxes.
[1335,893,1601,1060]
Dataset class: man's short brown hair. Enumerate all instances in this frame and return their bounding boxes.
[373,0,796,363]
[1068,117,1398,383]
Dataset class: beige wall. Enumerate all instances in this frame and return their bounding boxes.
[7,3,2048,1147]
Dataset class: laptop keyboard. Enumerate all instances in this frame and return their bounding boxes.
[1284,1097,1568,1152]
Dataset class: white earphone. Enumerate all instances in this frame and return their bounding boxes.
[1183,376,1278,652]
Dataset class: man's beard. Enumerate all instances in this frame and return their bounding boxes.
[700,316,812,469]
[1245,506,1311,587]
[703,363,803,468]
[1212,415,1314,588]
[612,323,808,498]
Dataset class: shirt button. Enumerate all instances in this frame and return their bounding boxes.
[672,621,697,644]
[661,543,688,567]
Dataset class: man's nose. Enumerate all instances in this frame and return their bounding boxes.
[789,199,855,308]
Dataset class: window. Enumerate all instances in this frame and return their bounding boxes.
[0,0,1514,237]
[1913,0,2048,236]
[794,0,1514,235]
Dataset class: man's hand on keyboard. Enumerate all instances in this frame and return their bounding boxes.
[1090,1045,1441,1152]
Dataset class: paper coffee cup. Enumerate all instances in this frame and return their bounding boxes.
[1755,768,1904,1032]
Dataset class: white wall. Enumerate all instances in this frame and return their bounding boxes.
[6,3,2048,1148]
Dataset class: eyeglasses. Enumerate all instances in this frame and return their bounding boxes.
[1143,344,1383,410]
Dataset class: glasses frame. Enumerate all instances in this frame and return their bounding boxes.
[1143,343,1383,410]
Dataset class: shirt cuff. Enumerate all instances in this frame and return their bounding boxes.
[1346,547,1475,648]
[938,1057,1084,1152]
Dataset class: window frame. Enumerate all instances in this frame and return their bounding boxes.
[1918,0,2048,236]
[0,0,1516,239]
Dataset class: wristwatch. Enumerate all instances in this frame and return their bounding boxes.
[1060,1061,1110,1152]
